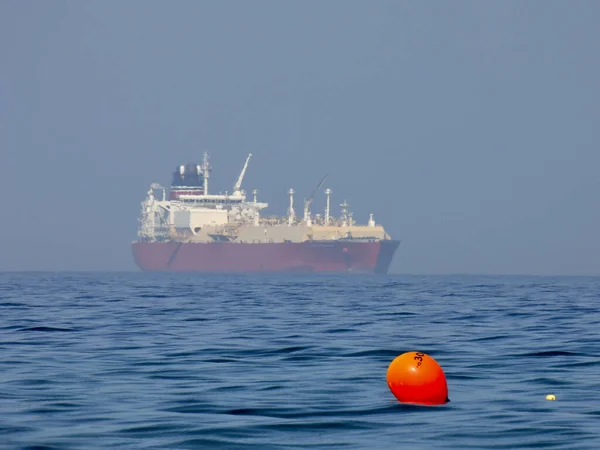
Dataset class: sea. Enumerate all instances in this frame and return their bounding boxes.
[1,272,599,449]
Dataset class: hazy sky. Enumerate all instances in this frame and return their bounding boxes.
[1,0,599,275]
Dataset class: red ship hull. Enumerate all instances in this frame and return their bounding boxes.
[132,240,400,273]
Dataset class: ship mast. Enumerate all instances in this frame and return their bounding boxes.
[324,188,332,224]
[288,189,295,225]
[253,189,259,225]
[202,151,211,194]
[340,200,349,227]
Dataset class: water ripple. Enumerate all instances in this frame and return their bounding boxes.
[0,272,599,449]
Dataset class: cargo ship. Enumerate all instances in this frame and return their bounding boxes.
[132,153,400,273]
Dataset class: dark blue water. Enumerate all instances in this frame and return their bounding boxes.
[1,272,599,449]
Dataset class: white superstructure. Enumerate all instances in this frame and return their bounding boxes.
[138,153,387,243]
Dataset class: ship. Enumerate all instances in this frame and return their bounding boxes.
[132,153,400,273]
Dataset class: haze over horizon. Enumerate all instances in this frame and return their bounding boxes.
[1,1,599,275]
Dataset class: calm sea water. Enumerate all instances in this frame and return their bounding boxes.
[1,272,599,449]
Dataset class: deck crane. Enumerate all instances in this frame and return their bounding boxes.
[232,153,252,197]
[303,174,328,226]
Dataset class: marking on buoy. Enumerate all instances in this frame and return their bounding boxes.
[414,352,425,367]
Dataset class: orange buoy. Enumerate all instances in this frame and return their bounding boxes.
[386,351,449,405]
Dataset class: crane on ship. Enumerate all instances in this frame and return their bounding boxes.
[303,174,328,226]
[232,153,252,197]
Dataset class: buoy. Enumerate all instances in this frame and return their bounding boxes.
[387,351,449,405]
[546,394,556,401]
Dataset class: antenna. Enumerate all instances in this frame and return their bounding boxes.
[233,153,252,197]
[303,174,328,226]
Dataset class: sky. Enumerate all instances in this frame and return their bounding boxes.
[1,0,599,275]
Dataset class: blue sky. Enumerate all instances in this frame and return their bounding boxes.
[1,0,598,274]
